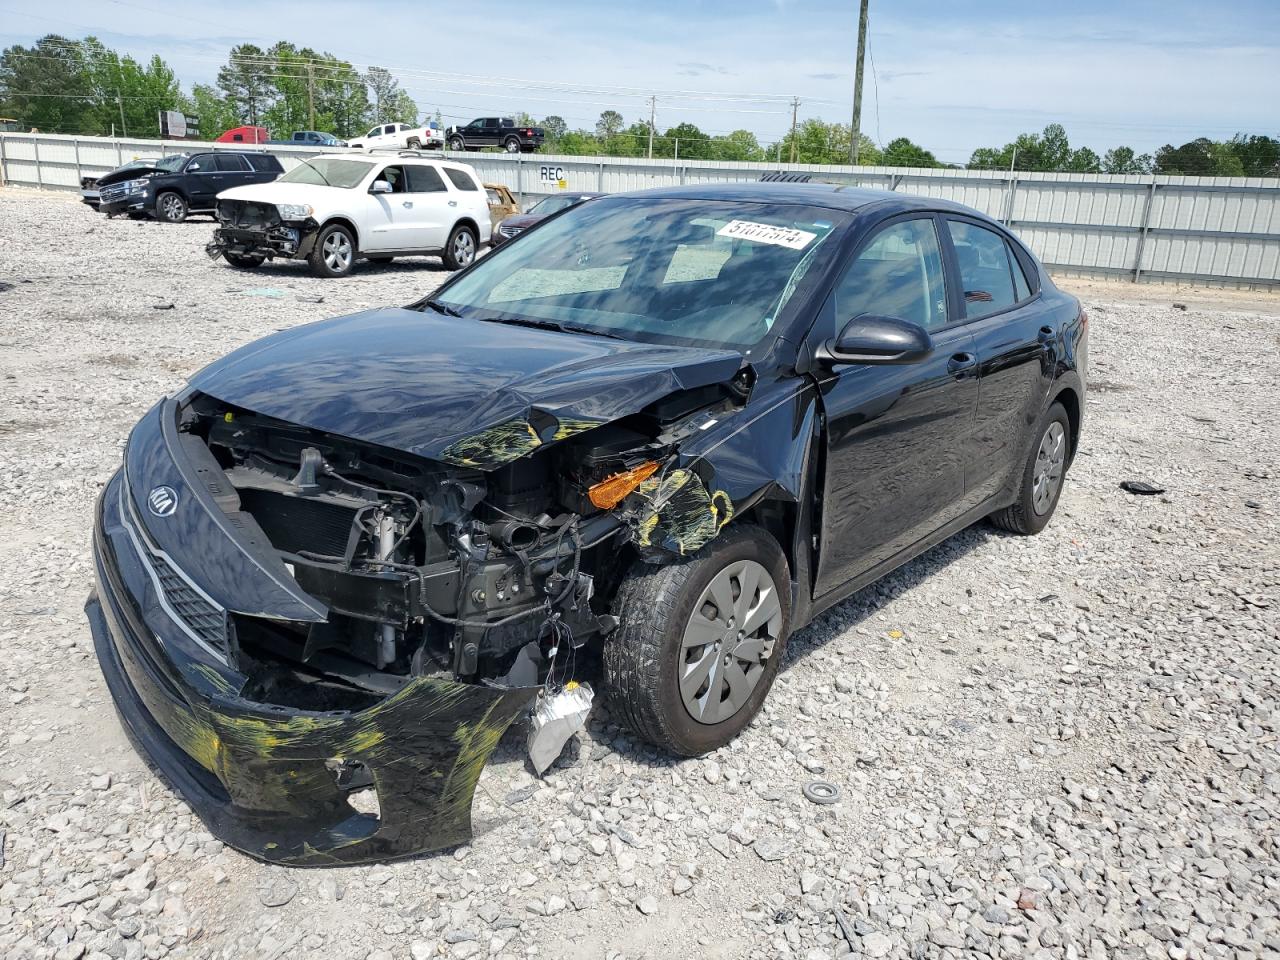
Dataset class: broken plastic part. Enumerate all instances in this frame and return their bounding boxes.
[632,468,734,558]
[588,461,660,510]
[527,681,594,776]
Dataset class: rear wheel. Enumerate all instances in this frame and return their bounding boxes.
[504,137,521,153]
[224,252,265,269]
[406,137,421,149]
[308,223,356,278]
[155,191,187,223]
[990,402,1071,535]
[604,526,789,756]
[448,135,464,151]
[442,223,476,270]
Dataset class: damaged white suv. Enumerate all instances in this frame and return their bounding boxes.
[208,153,492,277]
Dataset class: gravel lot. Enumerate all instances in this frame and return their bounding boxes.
[1,188,1278,960]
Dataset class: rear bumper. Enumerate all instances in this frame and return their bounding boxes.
[88,471,538,866]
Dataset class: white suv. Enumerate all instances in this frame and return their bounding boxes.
[208,153,492,277]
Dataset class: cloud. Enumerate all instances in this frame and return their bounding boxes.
[676,62,730,77]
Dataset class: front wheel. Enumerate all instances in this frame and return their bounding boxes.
[155,191,187,223]
[308,223,356,277]
[990,402,1071,535]
[604,526,790,756]
[224,252,265,269]
[442,223,476,270]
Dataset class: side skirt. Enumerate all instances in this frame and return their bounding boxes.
[799,495,1011,628]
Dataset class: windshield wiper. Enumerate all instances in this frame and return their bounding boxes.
[478,315,626,340]
[422,299,464,318]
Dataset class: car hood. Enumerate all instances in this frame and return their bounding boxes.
[189,307,743,467]
[499,214,543,231]
[97,164,173,187]
[216,181,345,204]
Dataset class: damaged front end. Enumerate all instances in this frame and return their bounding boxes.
[207,199,316,262]
[88,356,751,863]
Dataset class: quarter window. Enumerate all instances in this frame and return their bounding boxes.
[406,165,447,193]
[832,218,949,331]
[1010,246,1033,300]
[948,221,1016,315]
[212,154,249,172]
[443,168,478,191]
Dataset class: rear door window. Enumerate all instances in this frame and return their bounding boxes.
[406,165,448,193]
[947,220,1017,316]
[246,154,280,172]
[213,154,250,172]
[443,168,478,191]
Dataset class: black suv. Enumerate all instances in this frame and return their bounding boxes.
[97,151,283,223]
[445,118,544,153]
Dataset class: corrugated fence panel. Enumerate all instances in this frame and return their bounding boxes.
[3,133,1278,287]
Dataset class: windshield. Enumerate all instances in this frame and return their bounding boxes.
[154,155,187,173]
[279,158,374,188]
[436,197,846,350]
[528,194,584,216]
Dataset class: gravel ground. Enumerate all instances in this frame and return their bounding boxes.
[1,188,1278,960]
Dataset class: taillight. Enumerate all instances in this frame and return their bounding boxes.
[526,129,533,136]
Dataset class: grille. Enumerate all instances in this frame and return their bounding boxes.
[152,557,230,655]
[99,182,132,204]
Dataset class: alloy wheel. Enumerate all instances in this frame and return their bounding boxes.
[452,230,474,266]
[679,559,782,725]
[323,232,352,272]
[1031,420,1066,515]
[160,195,183,221]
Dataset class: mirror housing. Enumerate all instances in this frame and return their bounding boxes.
[817,314,933,365]
[370,180,393,194]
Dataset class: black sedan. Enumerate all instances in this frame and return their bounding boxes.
[87,182,1085,865]
[492,191,603,244]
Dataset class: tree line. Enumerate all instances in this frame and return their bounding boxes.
[1,34,1276,177]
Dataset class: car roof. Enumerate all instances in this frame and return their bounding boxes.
[618,181,982,218]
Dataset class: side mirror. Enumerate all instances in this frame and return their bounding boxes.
[370,180,392,195]
[817,314,933,365]
[187,162,200,171]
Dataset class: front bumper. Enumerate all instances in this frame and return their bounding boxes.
[99,194,148,216]
[88,471,537,866]
[207,215,317,261]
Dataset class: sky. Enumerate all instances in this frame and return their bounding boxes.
[2,0,1277,162]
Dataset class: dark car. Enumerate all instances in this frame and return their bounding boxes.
[492,191,603,245]
[97,151,283,223]
[267,130,348,147]
[87,183,1085,866]
[445,117,544,153]
[80,157,161,211]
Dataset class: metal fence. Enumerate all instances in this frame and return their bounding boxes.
[3,132,1278,288]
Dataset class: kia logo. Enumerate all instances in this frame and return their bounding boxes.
[147,486,178,518]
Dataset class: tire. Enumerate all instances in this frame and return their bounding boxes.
[990,402,1072,535]
[604,525,791,756]
[442,223,477,270]
[155,191,187,223]
[448,136,464,151]
[308,223,356,278]
[224,252,265,269]
[504,137,521,154]
[406,137,421,149]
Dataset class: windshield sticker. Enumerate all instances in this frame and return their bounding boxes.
[716,220,817,250]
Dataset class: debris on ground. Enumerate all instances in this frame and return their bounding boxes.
[1119,479,1167,495]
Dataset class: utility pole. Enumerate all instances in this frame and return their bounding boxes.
[117,91,127,138]
[788,97,800,164]
[850,0,869,165]
[647,95,656,159]
[307,63,316,130]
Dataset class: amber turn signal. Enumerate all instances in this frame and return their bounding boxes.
[588,461,660,510]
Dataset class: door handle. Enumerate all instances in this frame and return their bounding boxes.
[402,201,413,208]
[448,200,457,207]
[947,352,977,375]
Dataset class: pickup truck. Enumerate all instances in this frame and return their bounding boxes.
[348,122,443,150]
[445,118,544,153]
[268,130,348,147]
